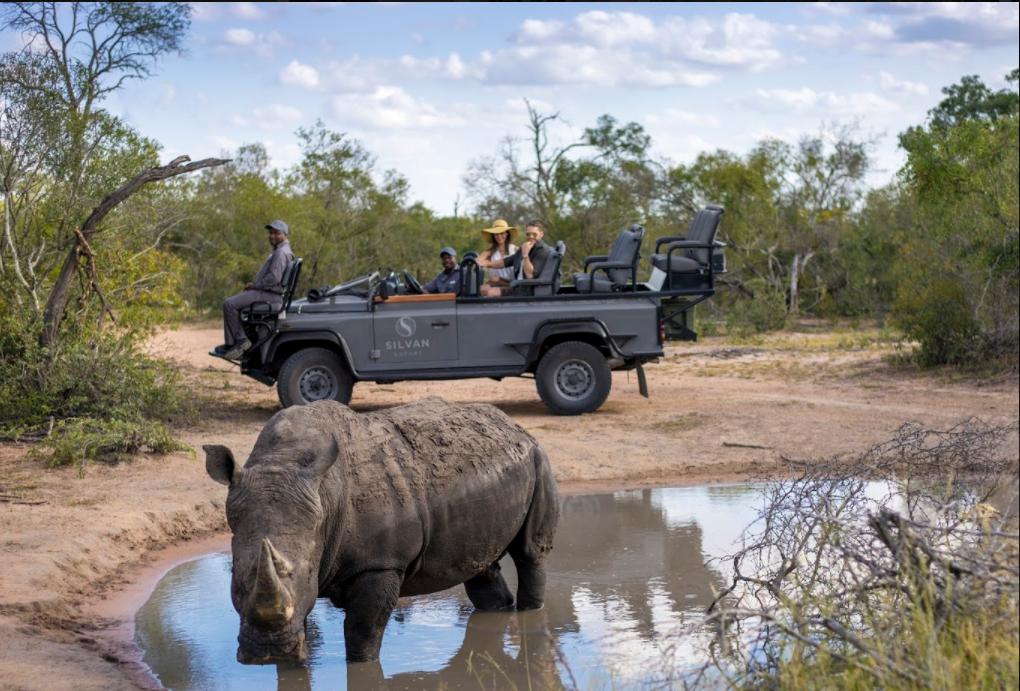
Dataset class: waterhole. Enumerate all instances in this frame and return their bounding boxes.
[136,486,761,690]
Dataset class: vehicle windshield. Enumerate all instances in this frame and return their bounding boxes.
[325,271,379,298]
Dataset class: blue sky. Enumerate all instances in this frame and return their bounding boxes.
[86,3,1020,213]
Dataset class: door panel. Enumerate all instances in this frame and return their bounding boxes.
[368,299,458,370]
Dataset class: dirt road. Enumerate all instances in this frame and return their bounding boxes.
[1,323,1016,690]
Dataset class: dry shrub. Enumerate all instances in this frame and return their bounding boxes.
[684,419,1019,690]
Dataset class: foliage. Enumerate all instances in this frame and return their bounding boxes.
[0,305,196,432]
[725,279,788,334]
[894,71,1019,367]
[33,418,193,472]
[0,2,211,467]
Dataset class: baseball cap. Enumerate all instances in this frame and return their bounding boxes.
[439,246,457,258]
[265,220,289,234]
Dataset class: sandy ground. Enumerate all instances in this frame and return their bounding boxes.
[1,322,1017,690]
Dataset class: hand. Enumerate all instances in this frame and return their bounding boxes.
[477,259,490,269]
[521,240,535,254]
[245,282,255,291]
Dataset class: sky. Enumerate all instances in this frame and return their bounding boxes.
[40,2,1020,214]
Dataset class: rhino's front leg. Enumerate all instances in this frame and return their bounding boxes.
[342,570,402,662]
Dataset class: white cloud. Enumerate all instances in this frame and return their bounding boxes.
[744,87,899,116]
[232,2,266,20]
[644,109,722,128]
[279,60,321,89]
[251,104,304,130]
[224,27,256,45]
[878,71,928,96]
[516,11,656,48]
[190,3,221,21]
[158,83,178,107]
[330,87,466,129]
[276,10,786,92]
[659,13,786,71]
[195,92,209,105]
[791,1,1019,55]
[221,29,291,57]
[806,2,851,17]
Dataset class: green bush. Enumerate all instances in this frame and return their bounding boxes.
[726,279,788,334]
[0,304,197,472]
[893,269,980,368]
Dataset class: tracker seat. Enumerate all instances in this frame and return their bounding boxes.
[243,258,302,319]
[649,206,724,291]
[573,225,644,293]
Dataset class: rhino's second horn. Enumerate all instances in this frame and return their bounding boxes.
[249,538,295,625]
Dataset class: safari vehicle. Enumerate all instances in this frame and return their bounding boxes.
[216,206,726,415]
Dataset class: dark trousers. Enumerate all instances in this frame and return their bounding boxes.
[222,290,281,345]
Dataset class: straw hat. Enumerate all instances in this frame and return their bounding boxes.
[481,219,518,243]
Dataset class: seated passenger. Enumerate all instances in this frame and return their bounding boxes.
[478,220,518,297]
[215,220,294,360]
[422,247,462,295]
[477,220,551,295]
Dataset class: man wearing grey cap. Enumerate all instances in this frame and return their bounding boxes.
[421,247,462,295]
[214,220,295,359]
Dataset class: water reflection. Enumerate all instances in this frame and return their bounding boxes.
[136,486,761,690]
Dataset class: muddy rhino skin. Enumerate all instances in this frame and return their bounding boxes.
[204,396,558,664]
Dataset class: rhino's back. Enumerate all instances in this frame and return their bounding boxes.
[340,397,541,593]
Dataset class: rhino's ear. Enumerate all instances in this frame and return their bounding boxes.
[204,444,244,486]
[302,438,339,484]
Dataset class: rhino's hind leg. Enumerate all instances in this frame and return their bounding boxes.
[464,562,515,610]
[509,446,559,611]
[342,570,402,662]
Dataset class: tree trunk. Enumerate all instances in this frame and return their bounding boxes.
[789,252,815,314]
[39,156,229,349]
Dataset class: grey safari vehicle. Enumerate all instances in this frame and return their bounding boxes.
[214,206,726,415]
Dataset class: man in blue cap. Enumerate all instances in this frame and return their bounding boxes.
[214,220,295,360]
[422,247,462,295]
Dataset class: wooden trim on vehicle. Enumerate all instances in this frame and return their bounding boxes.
[374,293,457,303]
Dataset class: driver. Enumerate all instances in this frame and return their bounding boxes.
[421,247,462,295]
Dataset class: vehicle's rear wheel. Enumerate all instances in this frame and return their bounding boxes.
[277,347,354,408]
[535,341,612,415]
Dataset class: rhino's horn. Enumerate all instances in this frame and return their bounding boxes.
[249,538,294,625]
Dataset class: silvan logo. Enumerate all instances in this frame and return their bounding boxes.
[395,316,416,338]
[386,316,429,353]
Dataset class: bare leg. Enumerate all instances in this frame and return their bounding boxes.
[464,562,515,610]
[341,570,402,662]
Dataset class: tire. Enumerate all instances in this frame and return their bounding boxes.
[535,341,612,416]
[277,347,353,408]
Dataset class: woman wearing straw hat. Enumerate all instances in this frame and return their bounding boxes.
[478,220,518,297]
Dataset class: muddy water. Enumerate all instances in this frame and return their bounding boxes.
[135,486,761,690]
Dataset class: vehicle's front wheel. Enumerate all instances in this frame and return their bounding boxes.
[277,347,354,408]
[535,341,612,415]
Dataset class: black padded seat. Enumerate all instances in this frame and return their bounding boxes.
[248,301,283,313]
[650,255,700,273]
[572,274,615,293]
[572,226,644,293]
[649,206,724,290]
[510,241,566,296]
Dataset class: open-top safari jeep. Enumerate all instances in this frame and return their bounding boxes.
[213,205,726,415]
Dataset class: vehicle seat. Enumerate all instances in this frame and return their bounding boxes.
[649,206,723,290]
[244,258,303,318]
[573,226,644,293]
[509,241,565,296]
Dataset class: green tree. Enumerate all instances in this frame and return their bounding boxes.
[928,73,1019,128]
[893,71,1019,366]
